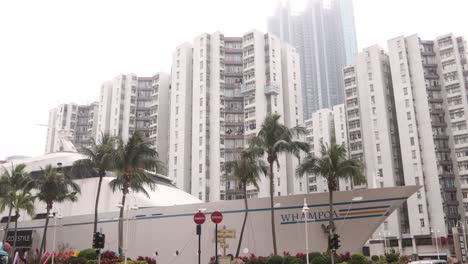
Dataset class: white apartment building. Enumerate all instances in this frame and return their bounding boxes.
[169,43,193,194]
[304,104,350,193]
[169,30,304,202]
[96,73,170,165]
[344,45,408,254]
[388,35,463,253]
[45,102,98,153]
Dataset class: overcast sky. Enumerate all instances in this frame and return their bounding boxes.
[1,0,467,159]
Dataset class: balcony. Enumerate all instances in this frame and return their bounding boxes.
[264,84,280,95]
[240,84,255,94]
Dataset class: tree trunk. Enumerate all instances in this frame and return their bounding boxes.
[39,206,51,261]
[93,172,105,236]
[118,192,127,257]
[269,160,278,255]
[13,211,19,250]
[235,185,249,258]
[2,206,13,242]
[328,183,334,250]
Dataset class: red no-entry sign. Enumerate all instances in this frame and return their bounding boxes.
[194,212,206,225]
[211,211,223,224]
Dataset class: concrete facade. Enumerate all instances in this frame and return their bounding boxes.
[169,30,304,202]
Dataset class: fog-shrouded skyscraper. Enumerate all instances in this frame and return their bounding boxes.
[268,0,358,119]
[169,30,305,202]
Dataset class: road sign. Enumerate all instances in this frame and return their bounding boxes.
[211,211,223,224]
[194,212,206,225]
[217,228,236,239]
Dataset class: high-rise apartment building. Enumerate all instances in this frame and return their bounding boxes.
[345,34,468,255]
[169,30,305,202]
[304,104,350,193]
[268,0,357,118]
[45,102,98,153]
[344,45,409,253]
[96,73,171,164]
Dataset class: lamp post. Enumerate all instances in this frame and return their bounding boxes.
[431,228,440,260]
[302,198,310,264]
[117,204,138,264]
[51,211,62,264]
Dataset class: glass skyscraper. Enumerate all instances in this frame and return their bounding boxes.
[268,0,358,119]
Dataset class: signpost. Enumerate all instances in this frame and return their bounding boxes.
[216,226,236,256]
[211,211,223,264]
[194,212,206,264]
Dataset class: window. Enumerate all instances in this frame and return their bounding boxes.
[200,61,203,69]
[412,150,417,159]
[176,71,180,79]
[403,87,408,95]
[415,177,420,185]
[175,131,178,139]
[407,112,411,120]
[174,156,177,165]
[377,156,382,164]
[199,136,203,146]
[200,73,203,81]
[371,96,375,104]
[398,51,403,60]
[409,124,413,133]
[299,182,302,192]
[309,177,316,183]
[175,118,178,127]
[176,106,179,115]
[374,131,379,140]
[410,137,415,146]
[274,96,277,107]
[309,185,317,192]
[200,49,204,57]
[463,192,468,199]
[420,218,425,227]
[199,124,203,132]
[418,204,423,213]
[370,84,374,92]
[368,72,373,80]
[405,99,410,107]
[176,95,179,103]
[199,150,202,157]
[199,164,203,173]
[176,83,179,91]
[376,144,381,152]
[277,177,280,186]
[273,73,276,81]
[174,144,178,152]
[200,98,203,106]
[278,192,281,196]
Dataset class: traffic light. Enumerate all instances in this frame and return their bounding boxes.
[328,234,341,250]
[93,232,105,249]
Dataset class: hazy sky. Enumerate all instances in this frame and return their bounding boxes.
[1,0,467,159]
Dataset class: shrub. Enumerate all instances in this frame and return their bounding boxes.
[348,253,367,264]
[308,252,323,263]
[340,252,351,262]
[311,255,328,264]
[371,256,380,262]
[137,256,156,264]
[284,256,301,264]
[385,250,399,264]
[291,258,305,264]
[87,261,97,264]
[64,257,87,264]
[266,255,284,264]
[78,249,98,260]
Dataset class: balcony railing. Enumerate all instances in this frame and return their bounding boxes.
[240,84,255,94]
[264,84,280,95]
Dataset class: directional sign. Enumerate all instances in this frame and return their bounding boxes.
[194,212,206,225]
[217,228,236,238]
[211,211,223,224]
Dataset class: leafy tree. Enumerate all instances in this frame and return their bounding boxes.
[248,113,309,255]
[109,132,163,256]
[225,149,267,257]
[36,165,80,258]
[296,138,365,248]
[0,163,32,242]
[73,134,115,236]
[11,190,35,250]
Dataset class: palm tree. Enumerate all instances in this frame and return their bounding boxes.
[248,113,309,255]
[73,134,115,236]
[11,190,35,250]
[225,149,267,258]
[296,138,365,248]
[35,165,80,258]
[109,132,163,256]
[0,163,32,243]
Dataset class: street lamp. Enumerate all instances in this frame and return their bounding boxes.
[119,204,139,264]
[431,228,440,260]
[302,198,310,264]
[51,211,62,264]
